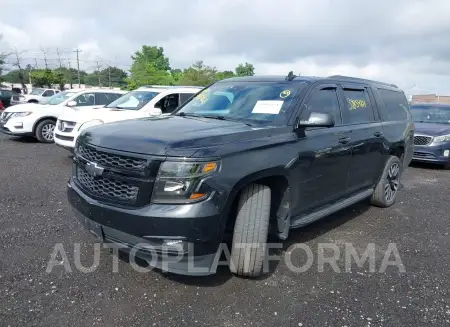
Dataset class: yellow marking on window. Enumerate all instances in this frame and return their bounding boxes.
[348,99,367,110]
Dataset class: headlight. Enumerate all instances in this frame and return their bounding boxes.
[78,119,103,131]
[151,161,220,204]
[11,112,32,118]
[434,134,450,143]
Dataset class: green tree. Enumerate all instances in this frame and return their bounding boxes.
[171,68,183,83]
[128,45,172,87]
[215,70,235,81]
[235,62,255,76]
[29,69,57,88]
[2,69,29,84]
[178,60,217,86]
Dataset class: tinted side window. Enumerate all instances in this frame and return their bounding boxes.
[342,88,374,124]
[42,90,54,97]
[162,94,180,114]
[303,88,341,124]
[180,93,194,105]
[377,88,409,121]
[95,93,117,106]
[75,93,95,106]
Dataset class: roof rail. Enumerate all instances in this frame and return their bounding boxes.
[328,75,398,88]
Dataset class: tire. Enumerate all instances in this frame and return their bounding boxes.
[230,183,271,277]
[35,119,56,143]
[371,156,402,208]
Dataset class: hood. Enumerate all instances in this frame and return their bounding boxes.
[78,115,292,157]
[60,107,147,123]
[414,122,450,136]
[4,103,46,113]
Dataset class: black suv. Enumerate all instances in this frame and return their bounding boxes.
[67,74,414,277]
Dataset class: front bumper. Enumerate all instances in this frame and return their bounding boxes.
[67,178,227,276]
[0,119,34,136]
[412,142,450,163]
[54,132,77,149]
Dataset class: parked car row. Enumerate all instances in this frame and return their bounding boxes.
[2,74,449,278]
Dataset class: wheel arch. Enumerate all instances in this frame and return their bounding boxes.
[33,116,57,134]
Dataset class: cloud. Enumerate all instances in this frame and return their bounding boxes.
[1,0,450,94]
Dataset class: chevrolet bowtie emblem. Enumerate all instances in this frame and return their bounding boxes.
[85,162,104,177]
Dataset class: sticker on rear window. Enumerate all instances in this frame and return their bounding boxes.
[252,100,284,114]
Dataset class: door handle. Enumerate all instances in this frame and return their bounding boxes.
[338,137,351,144]
[374,131,383,137]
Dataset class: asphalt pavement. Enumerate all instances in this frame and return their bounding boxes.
[0,134,449,327]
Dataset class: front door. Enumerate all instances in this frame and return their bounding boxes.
[291,84,352,216]
[339,84,385,193]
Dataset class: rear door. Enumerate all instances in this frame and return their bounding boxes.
[339,84,385,193]
[291,84,352,215]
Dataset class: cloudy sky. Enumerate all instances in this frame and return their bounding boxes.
[1,0,450,95]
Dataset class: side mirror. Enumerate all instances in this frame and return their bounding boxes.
[149,109,162,116]
[296,112,335,128]
[67,100,77,107]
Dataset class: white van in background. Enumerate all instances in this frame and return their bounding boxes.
[0,89,126,143]
[54,86,202,152]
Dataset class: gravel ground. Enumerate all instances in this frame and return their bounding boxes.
[0,134,449,327]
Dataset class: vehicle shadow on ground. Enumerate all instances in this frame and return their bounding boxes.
[7,136,38,143]
[130,201,372,287]
[409,162,448,170]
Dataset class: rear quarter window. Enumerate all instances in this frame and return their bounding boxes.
[377,88,410,121]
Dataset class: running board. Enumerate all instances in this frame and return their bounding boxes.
[290,189,373,229]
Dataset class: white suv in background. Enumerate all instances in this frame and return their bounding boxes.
[0,89,126,143]
[11,88,61,105]
[54,86,202,152]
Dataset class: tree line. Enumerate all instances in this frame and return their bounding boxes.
[0,45,255,90]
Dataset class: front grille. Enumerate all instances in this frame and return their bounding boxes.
[0,112,12,122]
[77,143,147,171]
[76,167,139,203]
[414,135,433,146]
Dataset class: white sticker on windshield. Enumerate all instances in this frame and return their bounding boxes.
[252,100,284,114]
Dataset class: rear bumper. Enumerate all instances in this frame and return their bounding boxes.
[412,143,450,164]
[67,178,228,275]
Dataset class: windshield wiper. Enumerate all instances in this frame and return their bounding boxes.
[178,112,252,126]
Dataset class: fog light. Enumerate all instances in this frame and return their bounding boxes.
[444,150,449,157]
[13,122,23,128]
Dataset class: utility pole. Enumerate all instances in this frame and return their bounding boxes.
[96,61,102,87]
[74,48,82,88]
[108,65,112,88]
[68,61,73,89]
[34,58,38,69]
[56,48,63,68]
[41,49,48,69]
[13,48,27,91]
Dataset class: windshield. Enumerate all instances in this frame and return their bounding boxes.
[30,88,45,95]
[410,105,450,124]
[105,90,160,110]
[46,91,77,105]
[175,81,305,125]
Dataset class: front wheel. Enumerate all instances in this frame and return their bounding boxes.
[35,119,55,143]
[371,156,402,207]
[230,183,271,277]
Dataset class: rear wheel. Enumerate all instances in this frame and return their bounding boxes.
[35,119,55,143]
[230,183,271,277]
[371,156,402,207]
